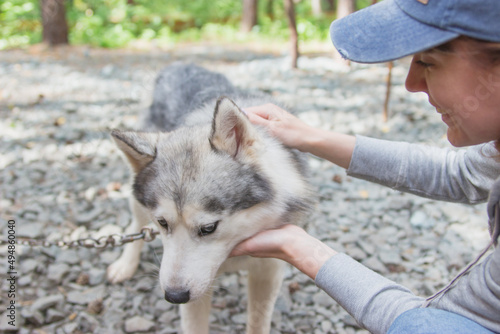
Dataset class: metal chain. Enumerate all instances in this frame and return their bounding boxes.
[0,227,159,249]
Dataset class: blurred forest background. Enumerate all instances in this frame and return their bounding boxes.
[1,0,373,50]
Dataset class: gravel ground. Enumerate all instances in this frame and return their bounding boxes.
[0,44,492,334]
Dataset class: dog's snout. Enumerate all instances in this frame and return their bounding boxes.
[164,289,190,304]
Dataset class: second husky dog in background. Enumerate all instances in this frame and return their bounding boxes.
[107,63,313,334]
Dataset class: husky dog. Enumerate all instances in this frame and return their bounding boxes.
[107,64,312,334]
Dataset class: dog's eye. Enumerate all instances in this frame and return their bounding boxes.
[198,221,219,236]
[157,218,169,230]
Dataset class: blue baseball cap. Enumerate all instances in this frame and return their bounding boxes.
[330,0,500,64]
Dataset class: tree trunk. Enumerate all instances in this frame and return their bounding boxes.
[311,0,322,17]
[40,0,69,46]
[325,0,335,12]
[336,0,355,19]
[241,0,258,33]
[266,0,274,20]
[383,61,393,122]
[284,0,299,68]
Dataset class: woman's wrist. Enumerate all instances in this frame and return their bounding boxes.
[300,129,356,170]
[281,229,337,280]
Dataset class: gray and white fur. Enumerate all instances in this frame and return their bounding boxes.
[107,63,313,334]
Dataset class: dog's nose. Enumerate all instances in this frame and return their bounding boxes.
[164,289,190,304]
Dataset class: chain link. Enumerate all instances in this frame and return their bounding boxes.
[0,227,160,249]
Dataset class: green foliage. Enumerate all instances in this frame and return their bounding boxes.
[0,0,368,50]
[0,0,41,49]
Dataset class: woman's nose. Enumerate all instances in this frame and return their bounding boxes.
[405,55,428,93]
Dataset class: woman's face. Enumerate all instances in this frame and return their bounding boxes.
[405,38,500,147]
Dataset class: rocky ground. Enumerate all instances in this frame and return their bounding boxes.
[0,43,492,334]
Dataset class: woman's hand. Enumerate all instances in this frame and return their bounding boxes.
[230,224,337,280]
[244,104,315,152]
[244,103,356,169]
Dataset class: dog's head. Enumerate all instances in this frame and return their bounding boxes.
[112,97,288,303]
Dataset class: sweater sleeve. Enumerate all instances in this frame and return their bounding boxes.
[315,253,425,334]
[347,136,500,204]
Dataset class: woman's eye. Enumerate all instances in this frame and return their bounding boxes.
[416,60,433,68]
[157,218,169,229]
[199,221,219,236]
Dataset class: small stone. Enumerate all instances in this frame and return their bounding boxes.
[63,322,78,334]
[271,309,282,329]
[21,308,44,326]
[56,249,81,265]
[54,117,66,126]
[45,309,66,324]
[356,240,375,255]
[321,320,333,332]
[332,174,343,184]
[87,268,106,286]
[76,206,103,224]
[67,286,106,305]
[75,311,100,332]
[47,263,70,283]
[20,258,39,273]
[154,299,173,313]
[220,273,239,295]
[288,281,300,294]
[338,233,359,244]
[410,211,434,229]
[30,294,64,313]
[274,293,293,314]
[17,222,45,238]
[344,243,367,261]
[312,291,335,308]
[230,313,247,325]
[101,64,114,77]
[134,277,155,292]
[124,315,156,333]
[87,298,104,315]
[63,102,78,114]
[386,263,406,273]
[76,273,90,285]
[84,187,98,201]
[18,275,32,287]
[362,256,387,274]
[378,250,402,266]
[387,197,411,211]
[292,291,313,305]
[156,310,178,325]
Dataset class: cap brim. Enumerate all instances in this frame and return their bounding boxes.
[330,0,459,63]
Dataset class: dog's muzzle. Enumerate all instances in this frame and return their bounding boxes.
[164,289,190,304]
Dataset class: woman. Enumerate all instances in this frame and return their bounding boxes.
[231,0,500,333]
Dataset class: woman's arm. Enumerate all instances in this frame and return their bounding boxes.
[348,135,500,204]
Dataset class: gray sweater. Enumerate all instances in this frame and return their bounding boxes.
[315,136,500,334]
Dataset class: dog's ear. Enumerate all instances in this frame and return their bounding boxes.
[111,130,159,173]
[210,97,256,158]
